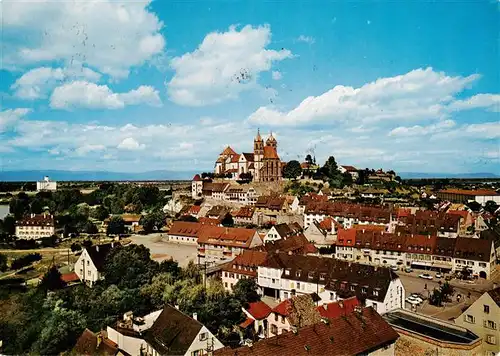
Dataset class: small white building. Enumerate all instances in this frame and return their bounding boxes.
[74,243,117,287]
[36,176,57,191]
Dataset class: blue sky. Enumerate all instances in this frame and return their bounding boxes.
[1,0,499,175]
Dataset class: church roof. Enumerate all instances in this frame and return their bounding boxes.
[221,146,237,156]
[192,174,202,181]
[254,129,263,142]
[266,133,277,144]
[263,146,279,159]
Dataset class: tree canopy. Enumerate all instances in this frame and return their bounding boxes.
[283,160,302,179]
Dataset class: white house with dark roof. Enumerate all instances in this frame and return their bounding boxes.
[74,242,117,287]
[258,253,404,315]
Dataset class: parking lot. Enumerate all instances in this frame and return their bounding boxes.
[129,233,199,267]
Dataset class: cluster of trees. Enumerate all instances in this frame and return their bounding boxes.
[9,253,42,270]
[0,244,258,354]
[429,282,454,307]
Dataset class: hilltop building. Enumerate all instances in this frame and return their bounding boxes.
[214,130,282,182]
[15,213,55,240]
[36,176,57,192]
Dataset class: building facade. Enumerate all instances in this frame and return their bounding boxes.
[36,176,57,191]
[15,213,55,240]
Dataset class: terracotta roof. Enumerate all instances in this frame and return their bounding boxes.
[234,206,255,218]
[61,272,80,283]
[447,210,469,220]
[246,301,272,320]
[86,243,118,272]
[144,305,203,355]
[255,196,286,210]
[438,189,499,196]
[257,234,316,255]
[198,217,221,226]
[168,221,204,237]
[192,174,202,181]
[305,202,391,223]
[73,329,118,356]
[487,287,500,308]
[273,223,303,239]
[317,297,360,319]
[337,228,356,247]
[17,213,54,227]
[206,205,231,218]
[121,214,142,223]
[263,146,279,160]
[187,205,201,215]
[454,237,492,263]
[240,317,254,329]
[222,250,268,277]
[203,182,230,193]
[299,193,328,205]
[215,307,398,356]
[340,165,357,172]
[197,226,258,248]
[221,146,238,156]
[230,154,241,163]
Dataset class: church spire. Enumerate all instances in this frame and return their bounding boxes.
[255,128,263,142]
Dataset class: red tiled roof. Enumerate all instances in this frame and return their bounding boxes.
[61,272,80,283]
[263,146,279,160]
[240,317,254,329]
[197,226,258,248]
[230,154,241,163]
[168,221,204,237]
[447,210,469,220]
[438,189,499,196]
[234,206,255,218]
[17,213,54,227]
[246,301,272,320]
[341,165,357,172]
[192,174,202,181]
[198,217,220,226]
[215,307,399,356]
[221,146,237,156]
[317,297,360,319]
[337,228,356,247]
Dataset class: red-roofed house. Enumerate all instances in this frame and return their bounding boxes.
[446,210,473,235]
[304,217,340,247]
[316,296,360,319]
[336,228,357,261]
[240,301,273,339]
[167,221,204,244]
[338,165,359,180]
[221,250,268,291]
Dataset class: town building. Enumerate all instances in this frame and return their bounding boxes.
[290,193,328,214]
[215,307,399,356]
[338,165,359,181]
[233,206,256,225]
[384,309,482,355]
[73,329,120,355]
[437,189,500,205]
[335,229,497,279]
[36,176,57,191]
[239,301,272,339]
[197,226,263,263]
[15,213,55,240]
[221,250,268,291]
[254,195,288,224]
[303,217,340,247]
[74,243,117,287]
[394,210,461,238]
[263,222,303,243]
[108,305,224,356]
[214,130,282,182]
[255,234,317,256]
[167,221,205,244]
[455,286,500,355]
[257,253,405,314]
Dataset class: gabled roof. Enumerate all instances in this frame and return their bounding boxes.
[234,206,255,218]
[242,152,255,161]
[340,165,357,172]
[215,307,399,356]
[257,234,316,255]
[246,301,272,320]
[192,174,202,181]
[197,226,258,248]
[272,294,322,327]
[86,243,117,272]
[144,305,203,355]
[273,222,303,239]
[73,329,119,356]
[168,221,204,237]
[263,146,279,160]
[487,287,500,308]
[317,296,360,319]
[438,189,499,196]
[221,146,238,156]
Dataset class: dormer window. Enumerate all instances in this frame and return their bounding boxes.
[308,272,314,279]
[361,287,367,293]
[373,290,379,296]
[319,273,326,281]
[285,269,290,276]
[350,285,355,291]
[296,270,301,277]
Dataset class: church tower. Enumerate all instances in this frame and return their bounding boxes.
[266,132,277,149]
[254,129,264,182]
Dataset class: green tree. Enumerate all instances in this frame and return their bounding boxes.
[305,154,313,165]
[232,278,260,304]
[1,215,16,236]
[83,221,98,234]
[159,259,181,279]
[484,200,499,214]
[40,266,66,291]
[321,156,339,179]
[221,214,234,227]
[439,282,454,302]
[141,272,175,308]
[466,201,481,213]
[41,235,58,247]
[140,210,165,233]
[9,198,28,219]
[283,160,302,179]
[106,216,125,235]
[70,243,82,252]
[110,198,125,214]
[102,244,158,289]
[341,172,353,187]
[92,205,110,221]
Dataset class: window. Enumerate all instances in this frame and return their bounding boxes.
[330,292,334,300]
[275,313,278,322]
[285,269,290,276]
[486,335,496,345]
[373,290,379,297]
[319,273,326,281]
[271,324,278,335]
[281,316,285,324]
[372,303,377,311]
[199,332,208,341]
[297,282,301,290]
[484,320,497,330]
[484,305,490,314]
[464,314,475,324]
[479,262,487,268]
[191,351,201,356]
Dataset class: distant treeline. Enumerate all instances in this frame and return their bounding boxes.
[404,178,500,187]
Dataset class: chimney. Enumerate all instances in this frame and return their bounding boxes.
[324,303,328,310]
[193,313,198,321]
[95,245,99,252]
[111,242,114,248]
[175,304,180,310]
[288,251,292,256]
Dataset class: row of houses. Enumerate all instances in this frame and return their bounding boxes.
[334,229,497,278]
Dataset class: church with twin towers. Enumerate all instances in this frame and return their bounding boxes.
[214,130,283,182]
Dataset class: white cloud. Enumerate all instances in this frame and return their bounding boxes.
[448,94,500,112]
[248,67,485,126]
[117,137,146,151]
[272,71,282,80]
[462,122,500,139]
[1,0,165,78]
[75,144,106,156]
[0,108,31,132]
[50,81,162,110]
[167,24,292,106]
[389,119,456,137]
[296,35,315,44]
[11,66,101,99]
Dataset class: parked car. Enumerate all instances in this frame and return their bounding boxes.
[445,275,452,281]
[435,273,443,279]
[391,266,399,271]
[419,273,433,280]
[405,296,421,305]
[410,294,424,303]
[404,267,413,273]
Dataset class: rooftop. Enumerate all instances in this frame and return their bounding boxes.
[438,189,499,196]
